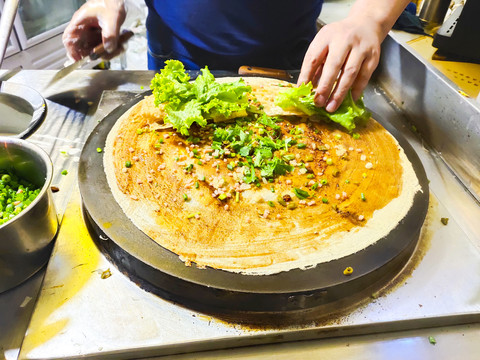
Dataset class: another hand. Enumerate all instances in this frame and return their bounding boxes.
[297,16,382,112]
[63,0,126,61]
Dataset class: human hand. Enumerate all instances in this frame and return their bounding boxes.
[297,16,383,113]
[63,0,126,61]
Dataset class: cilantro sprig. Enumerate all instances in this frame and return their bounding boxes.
[212,115,293,184]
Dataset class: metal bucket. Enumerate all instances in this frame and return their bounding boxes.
[418,0,451,26]
[0,137,58,293]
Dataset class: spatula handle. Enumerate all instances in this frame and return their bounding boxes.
[238,66,293,81]
[91,30,135,60]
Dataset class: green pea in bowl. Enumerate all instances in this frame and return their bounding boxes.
[0,137,58,293]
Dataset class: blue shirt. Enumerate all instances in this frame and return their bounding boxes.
[144,0,323,70]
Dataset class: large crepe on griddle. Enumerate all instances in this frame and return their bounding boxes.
[104,77,420,275]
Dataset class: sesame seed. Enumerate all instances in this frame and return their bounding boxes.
[358,215,365,221]
[365,162,373,169]
[360,154,367,161]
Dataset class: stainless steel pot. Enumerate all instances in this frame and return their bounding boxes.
[0,137,58,293]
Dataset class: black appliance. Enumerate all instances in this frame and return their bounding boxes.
[432,0,480,63]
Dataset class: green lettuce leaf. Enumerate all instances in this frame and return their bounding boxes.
[274,82,371,132]
[150,60,253,135]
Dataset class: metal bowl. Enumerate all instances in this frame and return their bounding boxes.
[0,82,47,139]
[0,137,58,293]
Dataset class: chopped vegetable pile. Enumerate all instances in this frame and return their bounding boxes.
[211,114,293,185]
[144,60,379,218]
[274,82,371,132]
[0,171,41,226]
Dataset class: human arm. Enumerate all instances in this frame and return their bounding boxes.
[62,0,126,61]
[297,0,411,112]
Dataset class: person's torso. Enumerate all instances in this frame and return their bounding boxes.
[144,0,323,70]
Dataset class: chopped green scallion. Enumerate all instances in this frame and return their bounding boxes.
[293,187,310,200]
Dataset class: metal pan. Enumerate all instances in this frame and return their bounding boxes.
[78,88,429,320]
[0,81,47,139]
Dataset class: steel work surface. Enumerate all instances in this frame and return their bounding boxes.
[0,67,474,359]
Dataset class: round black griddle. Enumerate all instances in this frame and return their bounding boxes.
[78,90,429,322]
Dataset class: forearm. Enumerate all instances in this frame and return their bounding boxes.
[347,0,411,39]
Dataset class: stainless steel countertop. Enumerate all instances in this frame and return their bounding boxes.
[0,61,479,359]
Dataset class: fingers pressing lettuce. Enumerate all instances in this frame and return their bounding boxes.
[274,82,371,132]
